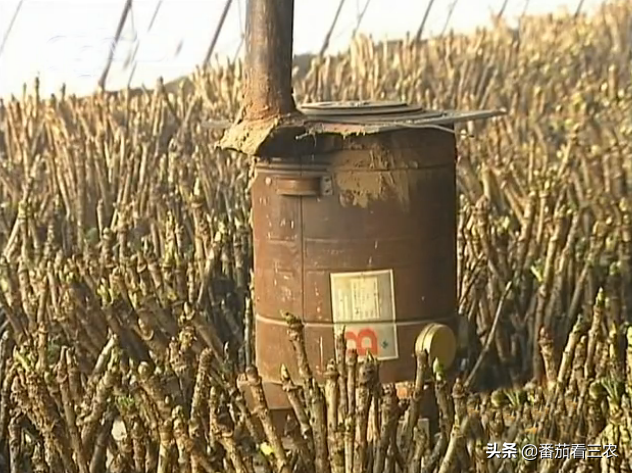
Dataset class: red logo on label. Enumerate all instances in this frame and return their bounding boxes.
[345,328,378,356]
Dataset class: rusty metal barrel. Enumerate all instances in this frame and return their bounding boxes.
[251,101,498,408]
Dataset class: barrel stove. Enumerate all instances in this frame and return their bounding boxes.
[250,100,500,408]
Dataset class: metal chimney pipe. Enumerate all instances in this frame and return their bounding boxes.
[243,0,297,121]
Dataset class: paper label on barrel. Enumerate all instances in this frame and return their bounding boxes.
[330,269,398,360]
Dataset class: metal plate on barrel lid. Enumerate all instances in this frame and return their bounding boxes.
[330,269,398,360]
[298,100,448,125]
[301,100,417,114]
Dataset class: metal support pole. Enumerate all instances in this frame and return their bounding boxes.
[242,0,297,121]
[203,0,234,66]
[98,0,133,90]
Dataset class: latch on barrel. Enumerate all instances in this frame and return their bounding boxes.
[275,175,333,197]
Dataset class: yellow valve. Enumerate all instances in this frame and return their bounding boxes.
[415,323,457,369]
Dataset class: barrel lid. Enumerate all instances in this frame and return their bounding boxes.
[211,101,506,157]
[206,100,505,133]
